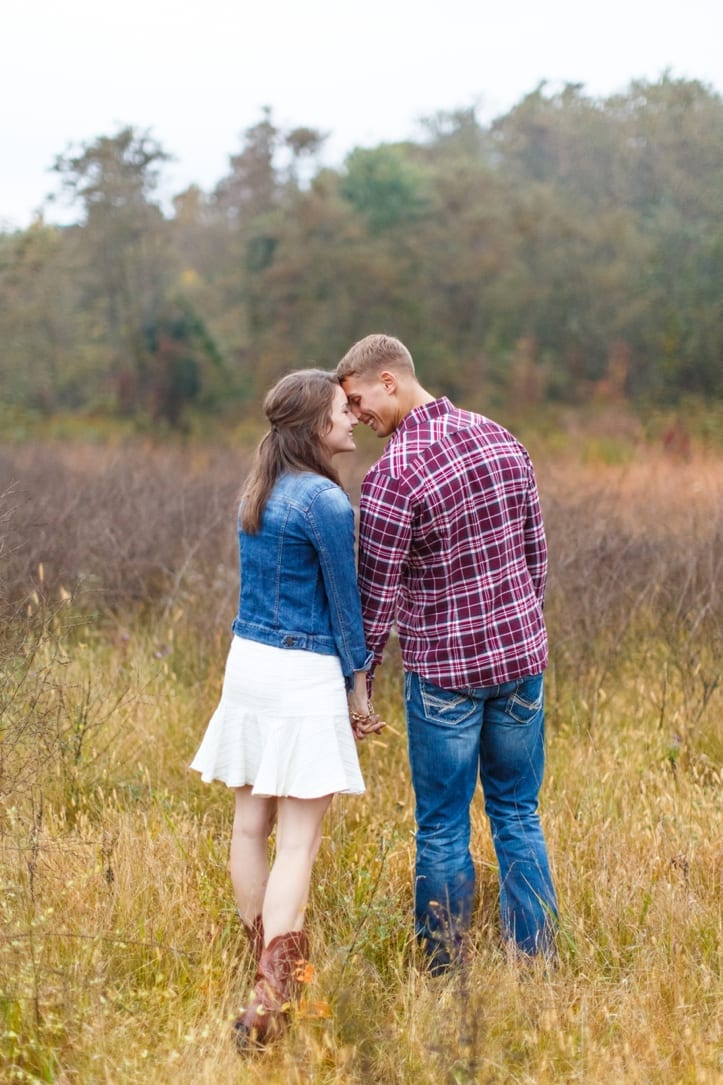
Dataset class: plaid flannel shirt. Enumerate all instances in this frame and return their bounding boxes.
[358,397,548,690]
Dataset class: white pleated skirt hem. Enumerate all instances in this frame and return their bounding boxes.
[190,636,365,798]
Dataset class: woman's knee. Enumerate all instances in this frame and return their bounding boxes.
[275,795,331,857]
[233,791,277,841]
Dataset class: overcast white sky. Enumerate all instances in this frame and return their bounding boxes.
[2,0,721,229]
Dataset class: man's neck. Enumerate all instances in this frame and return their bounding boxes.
[398,383,436,418]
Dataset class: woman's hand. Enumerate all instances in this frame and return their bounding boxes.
[348,671,386,739]
[350,707,386,740]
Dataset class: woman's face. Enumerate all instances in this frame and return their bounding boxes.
[323,384,359,456]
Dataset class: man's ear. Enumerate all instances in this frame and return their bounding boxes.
[379,370,398,395]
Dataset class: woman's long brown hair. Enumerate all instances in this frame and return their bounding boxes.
[240,369,342,533]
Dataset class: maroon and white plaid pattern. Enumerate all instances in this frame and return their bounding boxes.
[358,398,548,690]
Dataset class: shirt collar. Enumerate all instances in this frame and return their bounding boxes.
[393,396,453,439]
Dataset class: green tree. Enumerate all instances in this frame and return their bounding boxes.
[489,78,723,401]
[341,144,430,232]
[53,126,175,412]
[613,77,723,398]
[143,301,222,426]
[0,221,84,410]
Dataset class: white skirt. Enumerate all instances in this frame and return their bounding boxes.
[190,636,365,797]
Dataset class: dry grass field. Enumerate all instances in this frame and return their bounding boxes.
[0,428,720,1084]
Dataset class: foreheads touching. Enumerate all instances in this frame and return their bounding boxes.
[336,334,415,385]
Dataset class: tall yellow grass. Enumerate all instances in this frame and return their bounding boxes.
[1,441,720,1083]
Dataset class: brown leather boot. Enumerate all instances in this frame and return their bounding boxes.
[233,929,310,1051]
[242,915,264,967]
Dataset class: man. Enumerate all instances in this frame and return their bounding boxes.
[337,333,557,972]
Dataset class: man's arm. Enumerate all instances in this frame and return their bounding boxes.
[523,456,548,605]
[358,469,413,676]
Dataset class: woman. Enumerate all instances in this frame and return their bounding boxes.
[191,369,382,1050]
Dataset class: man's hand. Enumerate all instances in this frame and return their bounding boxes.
[349,703,386,740]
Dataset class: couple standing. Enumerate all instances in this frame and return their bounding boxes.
[191,333,558,1050]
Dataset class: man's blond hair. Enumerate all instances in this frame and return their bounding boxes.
[336,334,415,382]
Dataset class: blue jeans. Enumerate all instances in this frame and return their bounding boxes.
[405,671,558,969]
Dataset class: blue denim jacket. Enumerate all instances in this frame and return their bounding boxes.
[232,471,373,687]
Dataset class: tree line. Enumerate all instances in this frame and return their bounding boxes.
[1,75,721,425]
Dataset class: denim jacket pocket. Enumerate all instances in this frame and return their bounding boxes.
[411,673,478,727]
[504,674,544,724]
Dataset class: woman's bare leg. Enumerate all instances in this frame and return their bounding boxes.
[230,786,277,926]
[262,794,332,943]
